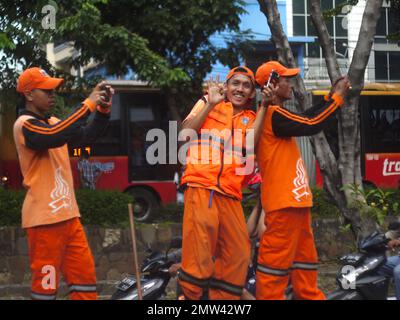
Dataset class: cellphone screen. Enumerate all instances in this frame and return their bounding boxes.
[265,70,279,88]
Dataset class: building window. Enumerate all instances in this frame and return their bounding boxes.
[375,3,399,44]
[375,51,400,81]
[390,52,400,80]
[374,2,399,82]
[292,0,348,59]
[293,16,306,36]
[375,51,388,80]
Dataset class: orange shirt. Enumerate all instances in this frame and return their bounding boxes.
[258,94,344,213]
[13,99,109,228]
[14,115,80,228]
[181,97,256,200]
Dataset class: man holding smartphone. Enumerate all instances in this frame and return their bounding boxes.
[14,67,113,300]
[254,61,350,300]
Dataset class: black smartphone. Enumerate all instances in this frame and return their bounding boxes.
[104,86,111,102]
[100,84,111,102]
[265,70,279,88]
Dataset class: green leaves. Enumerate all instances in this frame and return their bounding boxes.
[1,0,249,119]
[76,189,133,227]
[342,183,400,226]
[0,32,16,49]
[0,189,25,226]
[339,223,352,233]
[322,0,359,19]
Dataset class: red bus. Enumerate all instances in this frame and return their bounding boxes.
[0,81,179,221]
[313,83,400,188]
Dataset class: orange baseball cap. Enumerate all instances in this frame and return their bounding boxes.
[255,61,300,87]
[16,67,64,93]
[226,66,255,85]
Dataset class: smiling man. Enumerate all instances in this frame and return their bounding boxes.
[13,67,113,300]
[177,66,269,300]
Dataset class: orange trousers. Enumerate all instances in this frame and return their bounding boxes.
[178,187,251,300]
[256,208,325,300]
[26,217,97,300]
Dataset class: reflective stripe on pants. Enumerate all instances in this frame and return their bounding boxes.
[256,208,325,300]
[178,187,251,300]
[27,218,97,300]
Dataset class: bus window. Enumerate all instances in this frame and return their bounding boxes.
[129,107,155,167]
[120,92,176,182]
[69,94,125,156]
[362,95,400,153]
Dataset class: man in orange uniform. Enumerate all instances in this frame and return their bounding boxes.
[13,67,113,300]
[178,67,269,300]
[255,61,350,300]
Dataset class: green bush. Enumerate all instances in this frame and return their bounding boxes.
[0,189,25,226]
[153,202,183,222]
[0,188,132,227]
[76,189,132,227]
[153,188,341,222]
[310,187,341,218]
[343,184,400,225]
[152,192,258,223]
[2,186,397,227]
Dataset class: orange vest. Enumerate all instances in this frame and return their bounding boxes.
[181,100,256,200]
[257,106,313,213]
[13,115,80,228]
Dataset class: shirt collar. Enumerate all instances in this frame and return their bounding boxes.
[19,109,51,122]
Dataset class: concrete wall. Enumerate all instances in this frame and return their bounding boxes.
[0,218,353,298]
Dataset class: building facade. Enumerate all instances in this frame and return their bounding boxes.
[287,0,400,88]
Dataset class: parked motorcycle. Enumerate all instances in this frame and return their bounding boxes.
[113,174,400,300]
[111,172,264,300]
[327,229,397,300]
[111,237,182,300]
[246,228,398,300]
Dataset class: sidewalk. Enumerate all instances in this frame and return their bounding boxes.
[0,262,340,300]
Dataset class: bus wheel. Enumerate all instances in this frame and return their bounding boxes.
[126,188,160,222]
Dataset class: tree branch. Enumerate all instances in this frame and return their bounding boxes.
[309,0,341,82]
[348,0,383,91]
[257,0,310,113]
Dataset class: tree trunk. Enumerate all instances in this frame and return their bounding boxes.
[310,0,384,240]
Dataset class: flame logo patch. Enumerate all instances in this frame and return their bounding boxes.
[292,158,311,202]
[49,167,72,213]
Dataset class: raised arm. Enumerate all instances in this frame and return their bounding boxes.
[22,82,113,151]
[271,77,351,137]
[251,83,278,147]
[181,76,225,132]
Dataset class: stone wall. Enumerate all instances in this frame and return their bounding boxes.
[0,218,353,298]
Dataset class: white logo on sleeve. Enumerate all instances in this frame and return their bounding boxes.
[49,167,72,213]
[292,158,311,202]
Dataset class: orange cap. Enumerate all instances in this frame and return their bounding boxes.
[16,67,64,93]
[226,66,255,85]
[255,61,300,87]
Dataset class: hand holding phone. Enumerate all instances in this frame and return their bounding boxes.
[99,83,112,102]
[260,71,279,108]
[265,70,279,89]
